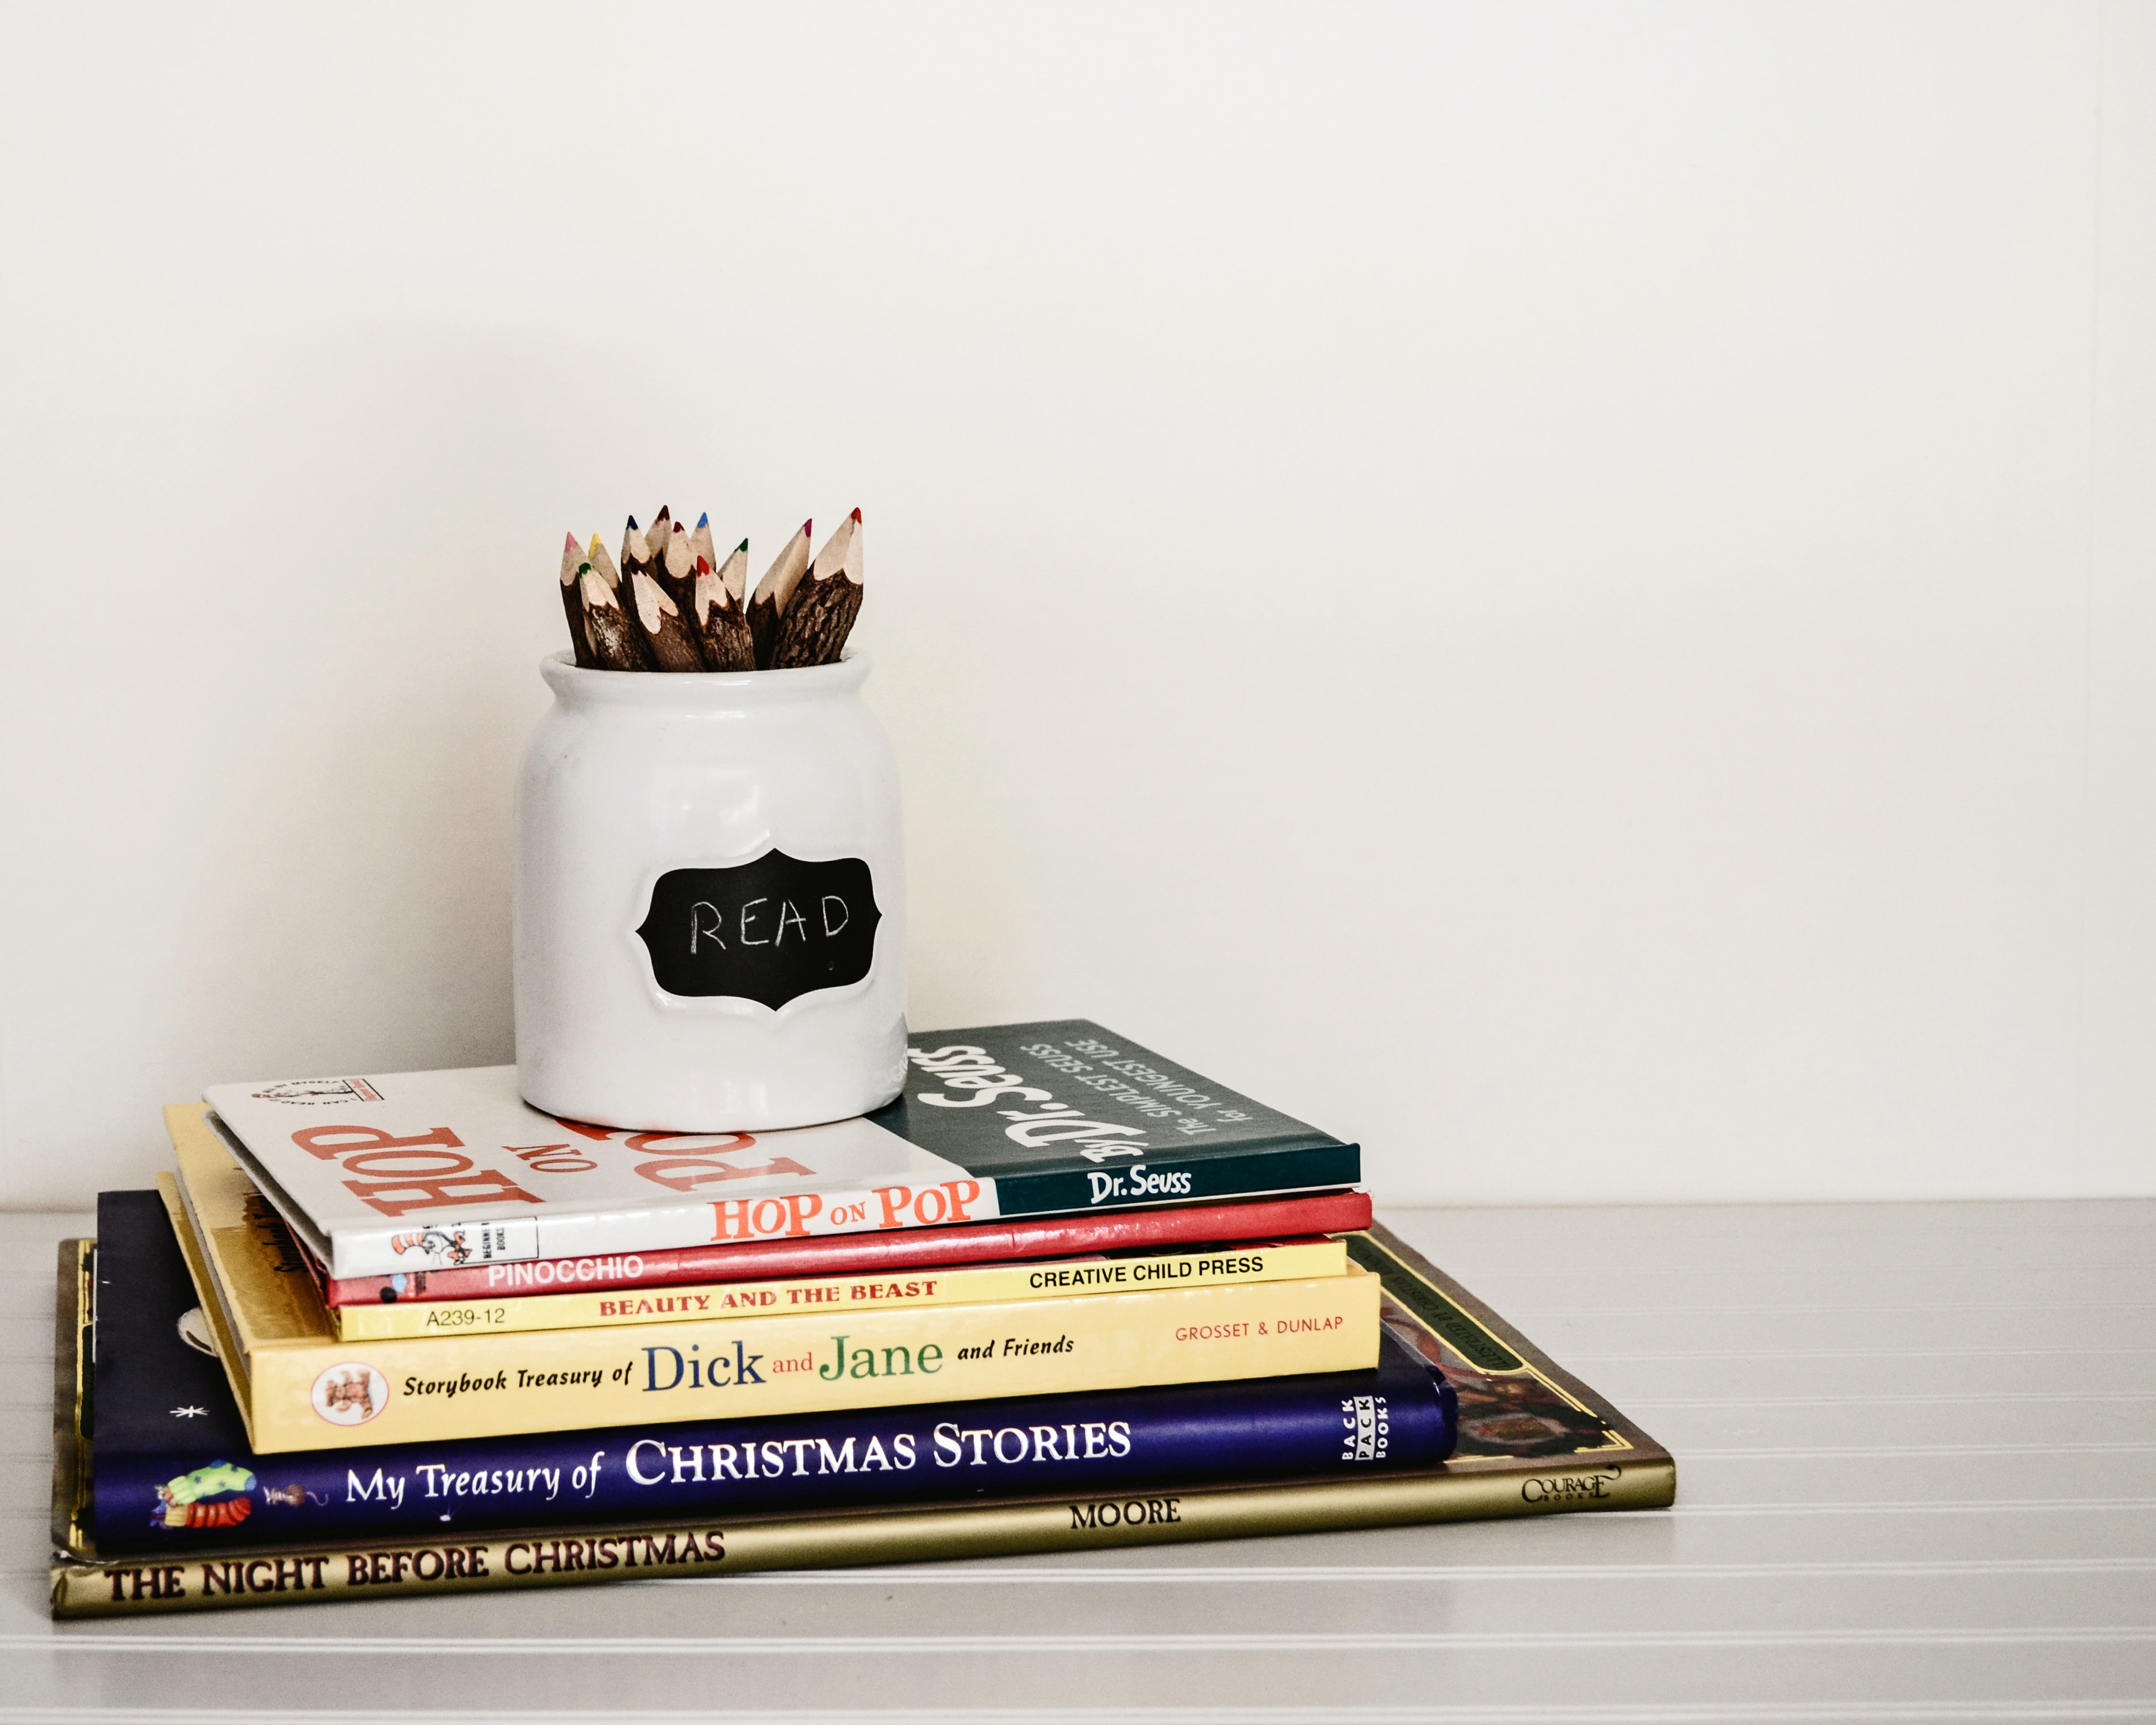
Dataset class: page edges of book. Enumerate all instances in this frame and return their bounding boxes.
[1359,1220,1674,1473]
[155,1171,261,1451]
[193,1107,335,1268]
[49,1239,91,1563]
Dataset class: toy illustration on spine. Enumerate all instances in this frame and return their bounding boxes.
[311,1365,389,1427]
[154,1463,330,1531]
[154,1463,255,1530]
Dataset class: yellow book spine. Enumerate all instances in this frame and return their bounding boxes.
[244,1272,1379,1452]
[52,1459,1677,1617]
[332,1240,1349,1341]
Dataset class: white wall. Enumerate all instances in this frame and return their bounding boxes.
[2,2,2150,1210]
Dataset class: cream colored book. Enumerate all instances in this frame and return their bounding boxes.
[166,1129,1379,1455]
[332,1239,1348,1341]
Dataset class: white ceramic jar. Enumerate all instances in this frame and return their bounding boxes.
[512,650,907,1131]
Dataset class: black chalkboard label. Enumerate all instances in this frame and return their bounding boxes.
[635,852,882,1007]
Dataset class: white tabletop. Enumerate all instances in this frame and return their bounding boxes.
[4,1199,2150,1722]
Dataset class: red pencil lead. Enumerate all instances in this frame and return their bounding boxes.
[850,508,862,523]
[801,520,812,537]
[563,531,580,551]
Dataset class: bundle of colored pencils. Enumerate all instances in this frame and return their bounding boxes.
[559,508,864,673]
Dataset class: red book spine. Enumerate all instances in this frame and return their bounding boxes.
[322,1191,1374,1307]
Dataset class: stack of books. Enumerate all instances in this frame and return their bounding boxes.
[50,1019,1674,1616]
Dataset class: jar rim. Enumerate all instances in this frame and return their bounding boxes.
[539,648,870,706]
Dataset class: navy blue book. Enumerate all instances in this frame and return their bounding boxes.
[91,1190,1456,1555]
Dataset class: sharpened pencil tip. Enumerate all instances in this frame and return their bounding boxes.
[801,520,812,537]
[588,534,604,558]
[851,508,862,523]
[626,515,639,532]
[673,520,686,534]
[737,539,749,553]
[563,531,580,551]
[696,555,710,573]
[696,512,709,528]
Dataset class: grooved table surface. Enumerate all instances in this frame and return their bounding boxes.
[3,1200,2150,1723]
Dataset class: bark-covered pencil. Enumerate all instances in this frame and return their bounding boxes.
[747,520,813,669]
[558,532,596,667]
[586,534,622,599]
[770,509,865,668]
[686,513,719,593]
[657,518,699,616]
[619,515,660,599]
[628,570,706,672]
[580,565,650,670]
[720,534,747,608]
[692,542,756,671]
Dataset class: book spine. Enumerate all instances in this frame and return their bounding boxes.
[323,1190,1375,1308]
[243,1273,1382,1452]
[53,1458,1675,1617]
[333,1240,1348,1341]
[988,1143,1363,1222]
[94,1343,1453,1553]
[319,1148,1364,1279]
